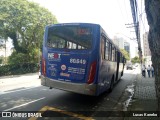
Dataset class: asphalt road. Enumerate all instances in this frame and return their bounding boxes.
[0,67,139,120]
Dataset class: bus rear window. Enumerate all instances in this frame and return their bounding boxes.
[47,26,92,49]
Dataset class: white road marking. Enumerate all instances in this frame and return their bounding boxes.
[0,86,40,95]
[4,97,45,111]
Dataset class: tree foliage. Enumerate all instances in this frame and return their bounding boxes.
[120,49,130,60]
[131,56,140,64]
[0,56,3,64]
[8,51,27,64]
[0,0,57,63]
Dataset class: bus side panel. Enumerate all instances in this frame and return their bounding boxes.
[99,61,117,94]
[88,26,101,96]
[97,30,118,95]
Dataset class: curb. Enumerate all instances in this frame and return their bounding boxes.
[0,72,39,79]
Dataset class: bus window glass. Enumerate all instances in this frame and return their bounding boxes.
[72,43,77,49]
[105,40,109,60]
[120,53,122,63]
[47,26,92,49]
[115,50,117,61]
[109,43,112,61]
[101,37,105,60]
[112,47,115,61]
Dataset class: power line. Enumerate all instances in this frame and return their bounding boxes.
[116,0,126,25]
[137,1,147,33]
[124,0,130,23]
[117,0,136,40]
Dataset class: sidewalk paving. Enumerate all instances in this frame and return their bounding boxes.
[126,71,158,120]
[0,72,41,92]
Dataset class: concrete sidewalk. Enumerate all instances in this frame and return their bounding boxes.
[0,72,39,79]
[126,71,158,120]
[0,72,41,92]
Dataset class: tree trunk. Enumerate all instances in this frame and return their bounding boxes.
[4,39,6,64]
[145,0,160,111]
[8,31,27,54]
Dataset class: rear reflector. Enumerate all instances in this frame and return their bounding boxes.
[87,61,97,84]
[42,58,46,76]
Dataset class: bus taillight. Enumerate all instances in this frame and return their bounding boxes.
[42,58,46,76]
[87,61,97,84]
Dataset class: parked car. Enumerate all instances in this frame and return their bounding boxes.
[135,63,139,67]
[126,63,133,70]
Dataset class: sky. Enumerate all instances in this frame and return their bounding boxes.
[29,0,142,58]
[27,0,150,59]
[30,0,135,39]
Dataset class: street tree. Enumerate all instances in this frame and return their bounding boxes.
[145,0,160,110]
[0,39,4,48]
[0,0,57,63]
[131,56,140,64]
[120,49,130,61]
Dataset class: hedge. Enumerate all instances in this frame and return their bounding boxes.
[0,63,39,76]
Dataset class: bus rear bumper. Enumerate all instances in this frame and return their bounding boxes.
[41,76,97,96]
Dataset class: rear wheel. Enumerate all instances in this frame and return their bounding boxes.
[108,76,114,93]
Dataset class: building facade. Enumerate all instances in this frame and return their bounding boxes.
[142,32,152,65]
[143,32,151,56]
[113,36,124,49]
[113,36,131,59]
[124,41,130,55]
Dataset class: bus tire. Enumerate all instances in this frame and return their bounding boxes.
[109,76,114,93]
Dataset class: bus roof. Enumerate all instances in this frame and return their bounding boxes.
[47,23,101,28]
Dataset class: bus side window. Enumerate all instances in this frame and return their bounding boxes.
[120,53,122,63]
[101,37,105,60]
[72,43,77,49]
[112,47,115,61]
[105,40,109,60]
[109,43,112,61]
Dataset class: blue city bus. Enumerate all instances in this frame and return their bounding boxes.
[41,23,125,96]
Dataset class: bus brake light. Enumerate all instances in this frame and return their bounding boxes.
[42,58,46,76]
[87,61,96,84]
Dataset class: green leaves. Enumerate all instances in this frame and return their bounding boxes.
[0,0,57,63]
[120,49,130,60]
[131,56,140,64]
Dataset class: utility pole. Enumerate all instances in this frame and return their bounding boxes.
[129,0,142,64]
